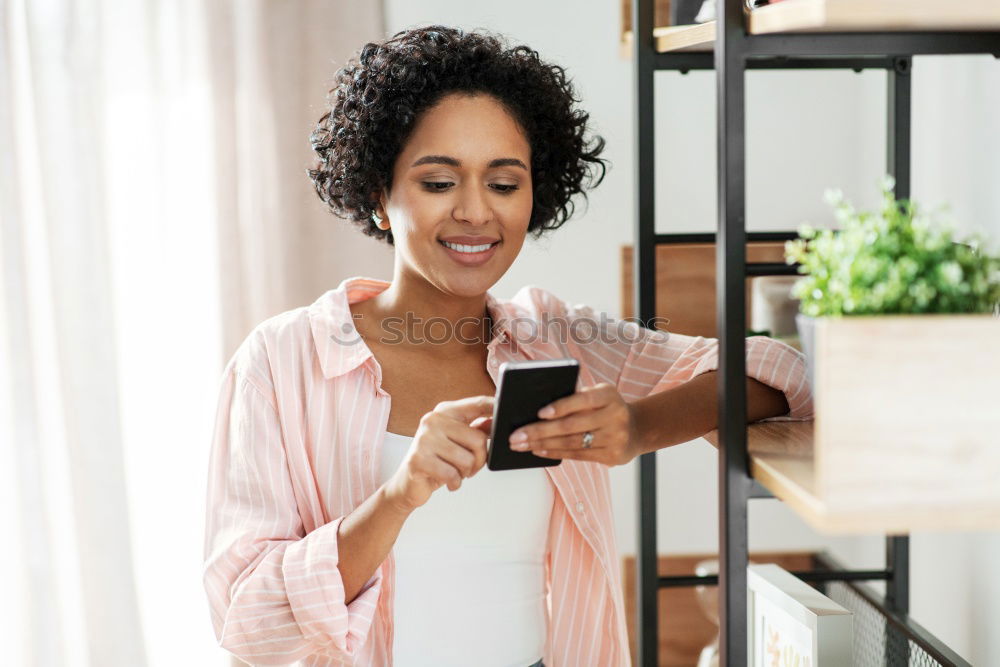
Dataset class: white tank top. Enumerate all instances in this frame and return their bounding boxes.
[378,430,553,667]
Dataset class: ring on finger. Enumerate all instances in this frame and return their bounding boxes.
[581,430,594,449]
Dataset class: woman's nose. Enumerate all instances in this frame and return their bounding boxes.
[453,183,493,225]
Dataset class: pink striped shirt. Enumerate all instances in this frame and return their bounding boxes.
[202,275,812,666]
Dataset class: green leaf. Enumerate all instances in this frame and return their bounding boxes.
[783,176,1000,316]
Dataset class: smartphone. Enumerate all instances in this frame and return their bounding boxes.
[486,358,580,471]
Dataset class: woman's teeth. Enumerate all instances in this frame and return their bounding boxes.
[441,240,496,253]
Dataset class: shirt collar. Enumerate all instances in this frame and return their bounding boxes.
[309,275,523,380]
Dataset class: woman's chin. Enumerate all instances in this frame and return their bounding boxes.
[431,269,504,298]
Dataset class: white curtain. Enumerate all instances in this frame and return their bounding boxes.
[0,1,388,665]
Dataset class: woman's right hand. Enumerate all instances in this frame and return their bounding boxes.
[383,395,495,513]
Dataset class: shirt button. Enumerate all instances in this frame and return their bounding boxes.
[575,501,585,512]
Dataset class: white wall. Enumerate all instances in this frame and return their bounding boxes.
[382,2,1000,662]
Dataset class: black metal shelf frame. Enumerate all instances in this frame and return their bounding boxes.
[630,1,996,665]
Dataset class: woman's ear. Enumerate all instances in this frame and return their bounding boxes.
[371,192,389,230]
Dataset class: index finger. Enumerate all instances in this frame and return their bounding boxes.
[435,395,496,423]
[536,383,610,419]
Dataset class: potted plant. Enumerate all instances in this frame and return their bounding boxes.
[785,176,1000,395]
[777,177,1000,533]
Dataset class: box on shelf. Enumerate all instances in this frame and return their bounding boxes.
[804,313,1000,530]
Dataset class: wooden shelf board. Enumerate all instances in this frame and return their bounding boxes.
[702,421,1000,535]
[621,23,716,54]
[752,452,1000,534]
[749,0,1000,34]
[702,420,813,457]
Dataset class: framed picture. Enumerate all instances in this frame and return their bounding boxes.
[748,564,853,666]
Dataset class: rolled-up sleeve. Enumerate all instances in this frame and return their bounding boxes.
[634,332,814,422]
[202,362,382,665]
[534,288,812,422]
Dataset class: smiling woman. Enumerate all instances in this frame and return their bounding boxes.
[307,25,607,247]
[385,93,533,278]
[201,23,813,667]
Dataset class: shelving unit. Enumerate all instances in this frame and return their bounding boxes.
[628,0,1000,664]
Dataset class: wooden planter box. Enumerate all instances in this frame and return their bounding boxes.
[706,313,1000,534]
[807,313,1000,532]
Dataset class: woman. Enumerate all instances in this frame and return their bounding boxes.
[202,25,812,667]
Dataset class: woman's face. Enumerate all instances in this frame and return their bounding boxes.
[378,92,533,297]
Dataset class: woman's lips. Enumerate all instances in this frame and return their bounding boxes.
[439,240,500,266]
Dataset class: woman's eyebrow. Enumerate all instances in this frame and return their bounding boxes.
[410,155,528,170]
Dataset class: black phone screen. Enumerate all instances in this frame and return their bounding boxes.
[486,358,580,471]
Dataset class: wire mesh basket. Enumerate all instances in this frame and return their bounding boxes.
[827,581,970,667]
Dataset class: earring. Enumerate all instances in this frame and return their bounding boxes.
[372,212,386,229]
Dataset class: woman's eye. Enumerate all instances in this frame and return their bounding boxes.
[421,182,518,193]
[423,181,453,192]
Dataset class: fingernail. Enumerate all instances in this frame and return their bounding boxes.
[510,431,527,443]
[512,442,528,451]
[539,406,555,418]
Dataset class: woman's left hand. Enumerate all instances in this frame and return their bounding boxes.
[507,382,639,467]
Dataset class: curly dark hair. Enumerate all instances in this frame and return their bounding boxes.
[307,25,608,246]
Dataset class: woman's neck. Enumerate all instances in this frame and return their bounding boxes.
[354,281,494,358]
